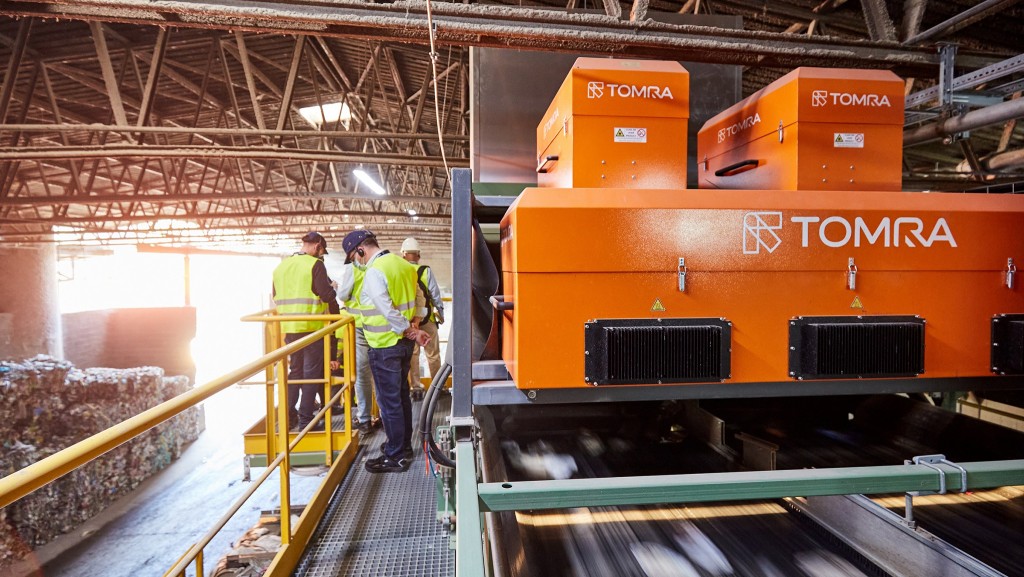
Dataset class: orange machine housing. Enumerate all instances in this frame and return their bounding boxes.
[536,58,690,190]
[499,63,1024,392]
[501,188,1024,389]
[696,68,904,191]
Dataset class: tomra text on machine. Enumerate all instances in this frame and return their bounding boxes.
[499,59,1024,391]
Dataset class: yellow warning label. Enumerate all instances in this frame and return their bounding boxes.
[651,298,666,312]
[850,296,864,309]
[615,129,625,137]
[835,134,843,143]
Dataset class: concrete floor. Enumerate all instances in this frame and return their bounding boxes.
[20,384,326,577]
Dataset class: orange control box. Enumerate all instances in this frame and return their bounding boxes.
[500,187,1024,389]
[696,68,905,191]
[537,58,690,189]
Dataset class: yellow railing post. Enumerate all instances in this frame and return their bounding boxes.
[323,319,334,466]
[264,319,277,461]
[277,350,292,545]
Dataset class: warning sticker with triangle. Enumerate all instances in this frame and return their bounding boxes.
[850,296,864,309]
[615,129,625,137]
[651,298,666,312]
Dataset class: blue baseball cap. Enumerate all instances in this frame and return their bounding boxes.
[342,229,376,264]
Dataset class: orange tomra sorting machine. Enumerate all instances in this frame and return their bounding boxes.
[499,59,1024,393]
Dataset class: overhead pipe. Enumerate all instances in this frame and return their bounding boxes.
[903,97,1024,146]
[0,0,948,71]
[956,148,1024,173]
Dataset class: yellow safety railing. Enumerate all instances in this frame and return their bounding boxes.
[0,311,358,577]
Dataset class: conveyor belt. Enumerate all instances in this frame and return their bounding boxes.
[293,426,454,577]
[486,396,1024,576]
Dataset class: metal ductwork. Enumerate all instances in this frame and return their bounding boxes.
[904,97,1024,146]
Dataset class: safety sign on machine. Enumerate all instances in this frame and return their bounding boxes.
[833,133,865,148]
[614,127,648,143]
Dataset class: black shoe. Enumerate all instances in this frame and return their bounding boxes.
[357,421,373,435]
[379,443,414,461]
[365,455,410,473]
[297,419,326,432]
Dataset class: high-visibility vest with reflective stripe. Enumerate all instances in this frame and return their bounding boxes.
[273,254,328,334]
[417,265,440,323]
[343,265,373,330]
[361,253,417,349]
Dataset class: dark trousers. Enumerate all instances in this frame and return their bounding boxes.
[285,332,324,428]
[368,339,414,460]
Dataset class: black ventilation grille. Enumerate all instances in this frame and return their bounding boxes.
[584,318,731,385]
[991,314,1024,375]
[789,316,925,380]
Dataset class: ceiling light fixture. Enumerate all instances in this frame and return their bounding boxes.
[298,101,351,128]
[353,169,387,195]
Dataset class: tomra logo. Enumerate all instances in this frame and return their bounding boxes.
[743,213,958,253]
[743,212,783,254]
[718,113,762,143]
[792,216,956,248]
[812,91,891,108]
[587,81,673,100]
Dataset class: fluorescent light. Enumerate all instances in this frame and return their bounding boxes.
[353,169,387,195]
[298,101,350,128]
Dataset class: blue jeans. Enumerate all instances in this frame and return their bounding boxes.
[354,327,373,425]
[285,332,324,428]
[368,338,414,460]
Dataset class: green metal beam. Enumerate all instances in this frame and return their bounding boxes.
[477,460,1024,512]
[455,440,486,577]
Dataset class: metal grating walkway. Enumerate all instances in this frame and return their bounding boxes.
[293,426,455,577]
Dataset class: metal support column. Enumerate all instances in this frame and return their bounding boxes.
[450,167,486,575]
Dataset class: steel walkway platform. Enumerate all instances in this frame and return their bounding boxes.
[293,427,455,577]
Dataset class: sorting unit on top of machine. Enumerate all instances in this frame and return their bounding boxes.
[697,67,905,191]
[499,59,1024,393]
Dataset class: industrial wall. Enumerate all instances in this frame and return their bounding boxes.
[0,245,63,361]
[62,307,197,383]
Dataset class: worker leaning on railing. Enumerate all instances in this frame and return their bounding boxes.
[338,229,429,474]
[271,231,339,431]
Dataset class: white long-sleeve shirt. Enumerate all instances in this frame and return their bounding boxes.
[336,252,410,336]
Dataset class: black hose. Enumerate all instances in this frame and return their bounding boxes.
[417,362,456,469]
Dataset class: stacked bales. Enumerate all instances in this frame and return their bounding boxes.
[0,356,202,568]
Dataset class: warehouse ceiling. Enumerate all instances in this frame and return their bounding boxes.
[0,0,1022,253]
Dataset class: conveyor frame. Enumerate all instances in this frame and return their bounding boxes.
[447,168,1024,576]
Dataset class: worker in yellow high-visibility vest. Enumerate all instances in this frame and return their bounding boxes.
[272,231,339,431]
[401,237,444,390]
[340,229,429,473]
[337,261,378,434]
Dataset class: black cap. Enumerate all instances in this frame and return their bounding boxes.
[342,229,376,264]
[301,231,328,254]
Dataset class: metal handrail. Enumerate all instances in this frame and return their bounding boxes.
[0,319,334,506]
[0,311,358,577]
[164,382,350,577]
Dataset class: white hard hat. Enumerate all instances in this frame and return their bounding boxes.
[401,237,421,253]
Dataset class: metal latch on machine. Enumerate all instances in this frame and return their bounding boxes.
[678,258,687,292]
[847,257,858,291]
[1007,258,1016,289]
